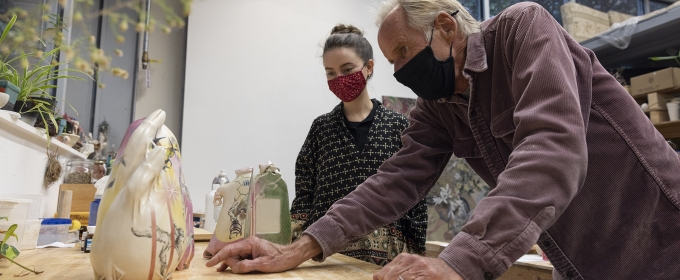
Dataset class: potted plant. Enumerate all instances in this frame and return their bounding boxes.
[6,50,71,128]
[0,219,42,275]
[0,14,87,134]
[0,16,20,112]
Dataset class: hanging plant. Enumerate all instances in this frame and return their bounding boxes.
[44,149,62,188]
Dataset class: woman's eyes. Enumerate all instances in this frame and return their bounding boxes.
[327,67,355,77]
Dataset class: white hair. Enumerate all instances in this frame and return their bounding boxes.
[376,0,481,41]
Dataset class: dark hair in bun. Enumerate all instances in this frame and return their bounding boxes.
[324,24,373,72]
[330,24,364,36]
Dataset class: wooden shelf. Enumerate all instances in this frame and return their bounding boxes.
[655,120,680,139]
[0,110,86,159]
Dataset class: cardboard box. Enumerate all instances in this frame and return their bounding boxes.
[561,2,611,42]
[608,10,633,25]
[650,110,670,124]
[631,68,680,96]
[59,184,96,212]
[648,92,679,110]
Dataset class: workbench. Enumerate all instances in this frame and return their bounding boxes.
[3,239,555,279]
[0,242,380,279]
[499,255,553,280]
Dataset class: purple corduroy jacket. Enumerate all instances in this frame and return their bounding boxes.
[304,3,680,280]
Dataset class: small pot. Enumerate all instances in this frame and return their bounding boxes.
[58,133,80,148]
[0,80,20,111]
[0,92,9,108]
[13,97,58,127]
[13,100,39,126]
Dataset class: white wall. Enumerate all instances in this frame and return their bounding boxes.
[183,0,416,213]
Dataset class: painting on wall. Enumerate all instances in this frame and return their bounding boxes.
[382,96,490,242]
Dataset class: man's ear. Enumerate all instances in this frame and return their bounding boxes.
[434,11,458,43]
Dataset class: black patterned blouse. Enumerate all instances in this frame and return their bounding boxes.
[290,100,427,266]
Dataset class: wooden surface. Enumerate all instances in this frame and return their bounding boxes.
[425,241,449,257]
[57,190,73,219]
[59,184,96,212]
[193,228,213,241]
[655,120,680,139]
[500,265,553,280]
[0,242,380,279]
[499,255,553,280]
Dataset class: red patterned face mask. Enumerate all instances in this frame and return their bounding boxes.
[328,67,367,102]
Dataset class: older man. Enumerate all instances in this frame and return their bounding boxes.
[207,0,680,279]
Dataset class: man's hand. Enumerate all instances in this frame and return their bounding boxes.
[374,253,463,280]
[205,235,322,273]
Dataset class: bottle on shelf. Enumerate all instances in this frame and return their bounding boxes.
[204,170,229,233]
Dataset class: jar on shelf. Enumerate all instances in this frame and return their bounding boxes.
[93,160,107,181]
[64,160,94,184]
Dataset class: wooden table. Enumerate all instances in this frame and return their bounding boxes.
[499,255,553,280]
[0,242,380,279]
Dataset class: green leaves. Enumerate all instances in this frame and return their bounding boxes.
[649,50,680,66]
[0,243,20,260]
[0,15,17,47]
[0,224,20,261]
[0,223,41,274]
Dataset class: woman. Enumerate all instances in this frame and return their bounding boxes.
[290,24,427,266]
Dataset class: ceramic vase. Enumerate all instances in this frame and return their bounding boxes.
[90,110,194,280]
[244,161,291,245]
[203,168,252,258]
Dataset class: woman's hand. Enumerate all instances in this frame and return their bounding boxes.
[206,235,322,273]
[373,253,463,280]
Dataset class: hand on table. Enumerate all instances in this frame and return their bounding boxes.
[374,253,463,280]
[205,235,322,273]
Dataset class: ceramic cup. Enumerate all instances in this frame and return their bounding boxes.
[0,92,9,108]
[667,102,680,121]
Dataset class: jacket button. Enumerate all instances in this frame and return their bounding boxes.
[566,271,575,278]
[484,272,494,280]
[542,240,552,247]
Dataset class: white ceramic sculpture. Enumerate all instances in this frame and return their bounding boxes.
[91,110,194,280]
[203,168,252,258]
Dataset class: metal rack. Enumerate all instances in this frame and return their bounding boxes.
[581,4,680,69]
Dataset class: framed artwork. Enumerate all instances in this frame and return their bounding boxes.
[382,96,490,242]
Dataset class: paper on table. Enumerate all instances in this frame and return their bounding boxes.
[516,254,545,263]
[36,242,76,249]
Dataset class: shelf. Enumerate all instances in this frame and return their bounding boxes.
[0,109,86,159]
[655,120,680,139]
[580,3,680,69]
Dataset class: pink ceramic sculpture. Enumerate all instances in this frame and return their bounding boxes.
[91,110,194,280]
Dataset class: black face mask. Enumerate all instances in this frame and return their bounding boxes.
[394,11,458,101]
